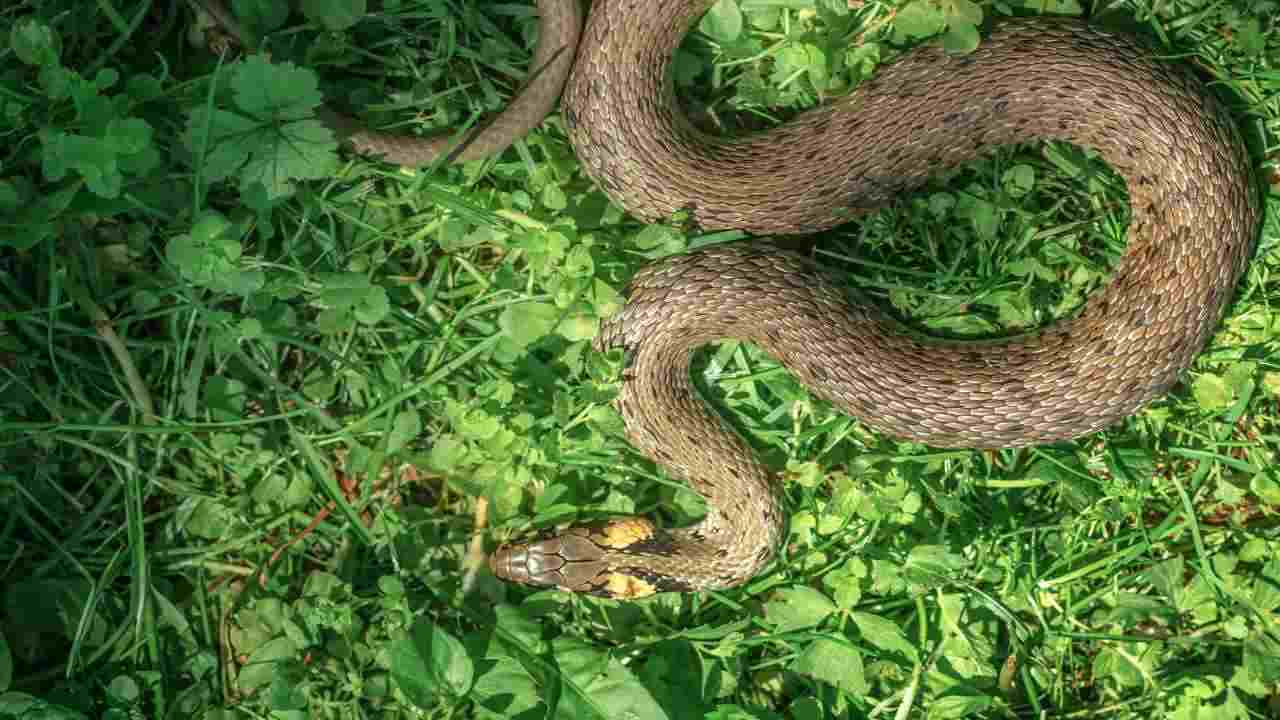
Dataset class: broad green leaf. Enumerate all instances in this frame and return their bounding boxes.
[11,18,61,66]
[0,693,87,719]
[942,22,981,54]
[946,0,985,24]
[557,314,597,342]
[1250,473,1280,505]
[106,676,139,704]
[232,55,324,118]
[387,410,422,453]
[763,586,836,632]
[500,302,559,347]
[541,182,568,210]
[851,612,917,661]
[927,692,993,718]
[1244,629,1280,683]
[428,434,467,472]
[41,131,121,198]
[1000,164,1036,197]
[237,636,298,692]
[471,658,542,719]
[824,557,867,608]
[230,0,291,33]
[1192,373,1231,411]
[700,0,743,43]
[904,544,969,581]
[391,619,474,705]
[183,498,233,540]
[551,638,669,720]
[300,0,367,31]
[896,1,946,38]
[791,638,867,695]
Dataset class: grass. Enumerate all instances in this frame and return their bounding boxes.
[1,0,1279,718]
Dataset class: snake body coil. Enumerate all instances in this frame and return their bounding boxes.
[193,0,1263,599]
[488,5,1260,598]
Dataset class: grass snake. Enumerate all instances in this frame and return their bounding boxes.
[195,0,1261,599]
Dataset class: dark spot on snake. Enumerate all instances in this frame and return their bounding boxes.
[715,548,728,558]
[754,545,772,563]
[622,533,679,556]
[808,363,830,382]
[563,106,577,130]
[1129,307,1151,327]
[584,582,614,598]
[622,567,696,593]
[954,54,975,67]
[993,99,1009,114]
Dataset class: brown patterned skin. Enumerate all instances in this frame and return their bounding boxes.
[490,10,1260,598]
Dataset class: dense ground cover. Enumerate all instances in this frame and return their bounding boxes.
[2,0,1279,718]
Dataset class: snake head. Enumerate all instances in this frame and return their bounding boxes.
[490,518,688,599]
[490,528,613,594]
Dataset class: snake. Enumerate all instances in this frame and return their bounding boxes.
[195,1,1260,598]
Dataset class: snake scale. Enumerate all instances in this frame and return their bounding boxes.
[199,0,1259,598]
